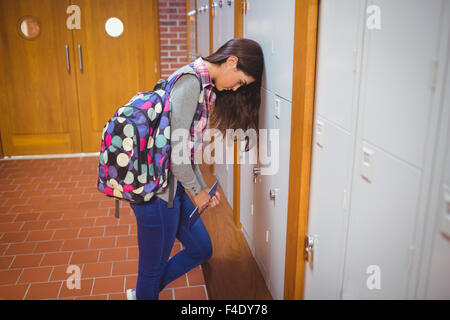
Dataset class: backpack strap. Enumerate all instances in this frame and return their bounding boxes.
[167,171,175,209]
[115,199,120,218]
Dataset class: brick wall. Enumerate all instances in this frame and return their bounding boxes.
[158,0,188,79]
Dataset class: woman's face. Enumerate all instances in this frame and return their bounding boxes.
[214,56,255,92]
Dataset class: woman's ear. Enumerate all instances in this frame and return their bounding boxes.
[226,56,239,69]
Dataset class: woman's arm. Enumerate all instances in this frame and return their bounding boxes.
[170,74,205,196]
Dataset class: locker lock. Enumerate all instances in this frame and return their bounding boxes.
[253,167,261,183]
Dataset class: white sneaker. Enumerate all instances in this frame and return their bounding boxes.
[127,288,136,300]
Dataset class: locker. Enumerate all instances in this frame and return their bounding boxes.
[243,0,295,101]
[304,0,363,299]
[252,88,273,289]
[361,0,442,169]
[314,0,363,131]
[267,94,292,300]
[304,117,354,299]
[306,0,448,299]
[212,0,234,51]
[343,142,422,299]
[197,0,210,57]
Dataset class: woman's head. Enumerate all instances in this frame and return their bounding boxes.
[203,38,264,134]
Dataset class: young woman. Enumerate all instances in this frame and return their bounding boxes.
[128,38,264,300]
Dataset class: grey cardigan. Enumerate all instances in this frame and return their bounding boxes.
[156,73,207,204]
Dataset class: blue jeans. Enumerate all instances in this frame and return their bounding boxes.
[130,181,213,300]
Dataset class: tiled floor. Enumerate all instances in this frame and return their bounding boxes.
[0,156,208,300]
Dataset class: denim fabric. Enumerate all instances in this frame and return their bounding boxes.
[130,181,212,300]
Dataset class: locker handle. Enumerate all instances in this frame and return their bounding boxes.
[78,44,83,72]
[65,44,70,72]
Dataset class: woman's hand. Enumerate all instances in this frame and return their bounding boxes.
[192,188,221,211]
[193,189,212,211]
[208,192,221,209]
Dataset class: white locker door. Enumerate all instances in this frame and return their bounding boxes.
[212,0,234,51]
[304,0,364,299]
[212,1,222,51]
[342,0,444,299]
[252,88,273,292]
[243,0,295,100]
[197,0,210,57]
[267,94,291,300]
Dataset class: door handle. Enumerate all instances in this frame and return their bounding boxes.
[65,44,70,72]
[78,44,83,71]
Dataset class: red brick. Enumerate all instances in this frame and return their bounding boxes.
[99,248,127,262]
[166,274,187,289]
[61,239,90,251]
[11,254,43,268]
[112,260,138,276]
[0,256,14,269]
[34,240,63,253]
[26,230,54,242]
[0,269,22,285]
[40,252,71,266]
[0,231,28,243]
[79,226,104,238]
[173,286,207,300]
[94,216,118,227]
[104,225,129,236]
[25,281,62,300]
[46,219,72,229]
[116,235,137,247]
[0,284,28,300]
[20,220,47,231]
[39,211,63,220]
[75,294,108,300]
[18,267,53,283]
[14,213,39,222]
[52,228,79,240]
[187,268,206,286]
[70,250,99,264]
[92,276,124,295]
[159,289,174,300]
[89,237,116,249]
[82,262,112,278]
[127,247,139,260]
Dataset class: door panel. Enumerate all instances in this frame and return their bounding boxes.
[0,0,82,155]
[73,0,160,152]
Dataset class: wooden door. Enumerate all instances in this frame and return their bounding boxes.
[73,0,160,152]
[0,0,82,155]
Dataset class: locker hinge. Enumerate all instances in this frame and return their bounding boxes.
[407,245,415,274]
[431,59,438,92]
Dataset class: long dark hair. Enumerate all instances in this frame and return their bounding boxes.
[203,38,264,135]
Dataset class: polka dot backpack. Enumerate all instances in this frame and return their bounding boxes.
[97,68,201,218]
